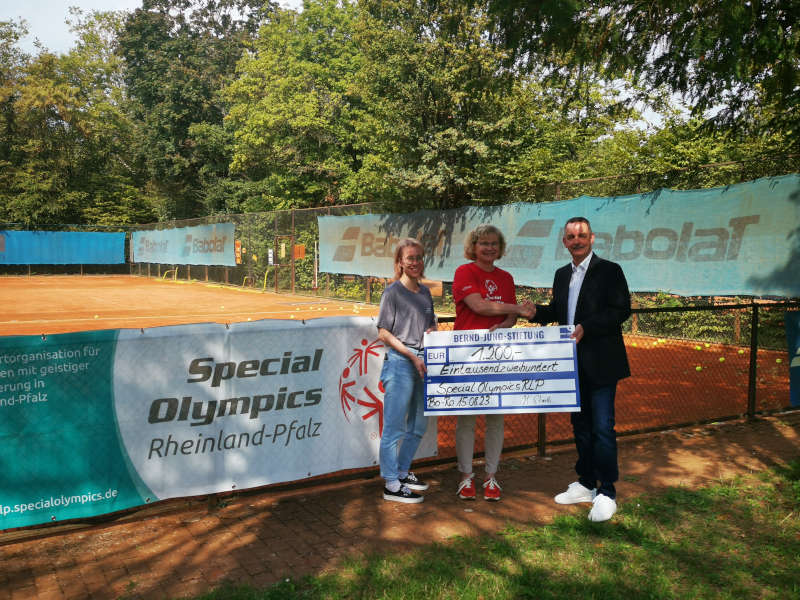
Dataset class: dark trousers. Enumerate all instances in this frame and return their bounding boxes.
[572,379,619,499]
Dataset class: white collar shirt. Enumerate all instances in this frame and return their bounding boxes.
[567,252,593,326]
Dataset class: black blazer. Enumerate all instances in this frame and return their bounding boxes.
[532,254,631,386]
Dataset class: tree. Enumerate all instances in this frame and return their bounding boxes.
[0,20,29,171]
[224,0,364,210]
[498,76,648,201]
[353,0,521,210]
[486,0,800,148]
[224,0,654,211]
[0,11,156,227]
[118,0,275,219]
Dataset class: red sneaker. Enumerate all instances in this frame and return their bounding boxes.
[483,477,502,501]
[457,476,476,500]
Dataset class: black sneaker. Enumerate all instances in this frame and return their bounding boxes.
[383,484,424,503]
[399,472,429,491]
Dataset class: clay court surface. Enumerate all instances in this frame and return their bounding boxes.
[0,275,380,336]
[1,274,790,446]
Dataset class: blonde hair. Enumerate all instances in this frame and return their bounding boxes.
[393,238,425,281]
[463,224,506,260]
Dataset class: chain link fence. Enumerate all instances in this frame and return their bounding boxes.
[428,302,796,465]
[2,227,796,465]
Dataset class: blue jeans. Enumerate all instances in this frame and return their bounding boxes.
[573,380,619,499]
[379,348,428,483]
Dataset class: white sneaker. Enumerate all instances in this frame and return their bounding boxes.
[588,494,617,522]
[554,482,596,504]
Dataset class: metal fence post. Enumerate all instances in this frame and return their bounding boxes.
[747,301,759,420]
[291,209,296,294]
[537,414,547,456]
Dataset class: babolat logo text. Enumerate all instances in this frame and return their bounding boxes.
[502,219,554,269]
[333,227,361,261]
[137,237,169,256]
[182,234,228,257]
[554,216,760,262]
[334,226,448,261]
[333,227,404,261]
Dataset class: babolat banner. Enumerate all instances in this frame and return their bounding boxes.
[318,175,800,297]
[0,318,436,530]
[0,230,125,264]
[131,223,236,266]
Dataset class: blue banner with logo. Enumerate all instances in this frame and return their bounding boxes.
[0,231,125,264]
[0,318,436,530]
[131,223,236,266]
[787,312,800,407]
[318,175,800,297]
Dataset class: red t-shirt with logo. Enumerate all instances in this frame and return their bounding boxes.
[452,262,517,331]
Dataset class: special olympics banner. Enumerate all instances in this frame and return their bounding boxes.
[787,312,800,408]
[423,326,581,416]
[318,175,800,297]
[0,318,436,530]
[0,230,125,264]
[131,223,236,266]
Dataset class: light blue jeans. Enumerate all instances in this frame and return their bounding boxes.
[379,348,428,483]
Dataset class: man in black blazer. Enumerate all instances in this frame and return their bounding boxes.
[530,217,631,522]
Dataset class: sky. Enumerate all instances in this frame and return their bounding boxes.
[1,0,302,55]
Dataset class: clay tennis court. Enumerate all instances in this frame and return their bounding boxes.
[0,274,380,337]
[0,274,789,450]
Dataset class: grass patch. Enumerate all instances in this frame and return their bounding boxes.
[194,461,800,600]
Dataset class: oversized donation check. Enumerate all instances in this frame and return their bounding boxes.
[423,326,581,416]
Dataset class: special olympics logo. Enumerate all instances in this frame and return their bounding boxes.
[485,279,498,295]
[339,337,385,436]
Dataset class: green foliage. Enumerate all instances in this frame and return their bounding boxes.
[487,0,800,150]
[631,293,736,342]
[627,294,791,351]
[223,0,663,212]
[353,0,522,209]
[1,1,798,226]
[224,0,363,209]
[0,12,158,226]
[757,305,792,351]
[118,0,274,219]
[194,463,800,599]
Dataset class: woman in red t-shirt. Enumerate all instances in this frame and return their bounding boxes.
[452,224,534,501]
